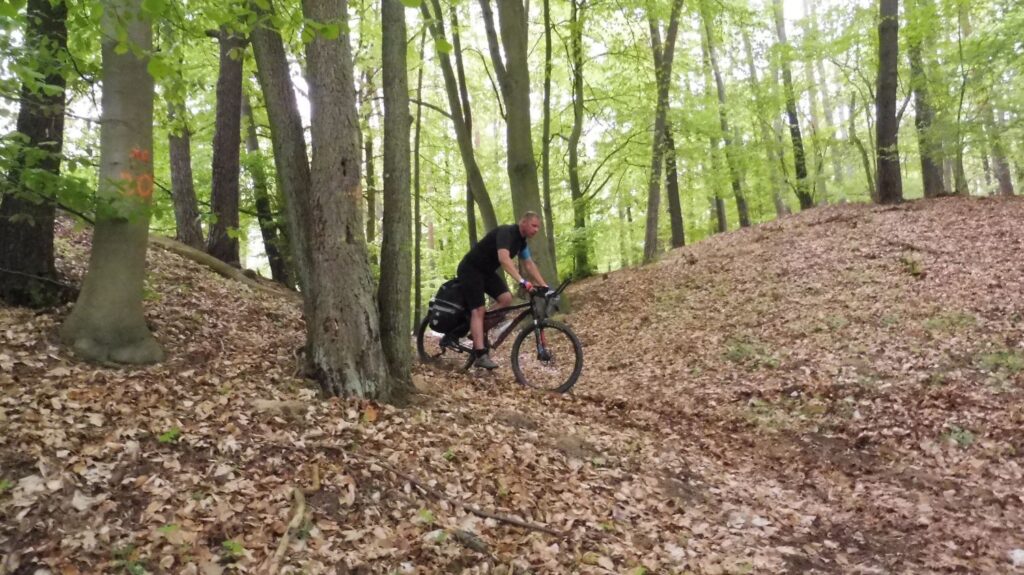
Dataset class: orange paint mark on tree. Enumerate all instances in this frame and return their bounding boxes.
[118,148,154,200]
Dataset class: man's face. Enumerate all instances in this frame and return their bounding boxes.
[520,217,541,238]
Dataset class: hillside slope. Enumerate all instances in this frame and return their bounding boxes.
[2,197,1022,574]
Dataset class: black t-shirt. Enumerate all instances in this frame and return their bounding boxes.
[460,224,530,273]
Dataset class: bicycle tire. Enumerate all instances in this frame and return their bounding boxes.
[510,319,583,393]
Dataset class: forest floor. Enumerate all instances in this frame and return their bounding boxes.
[3,196,1024,575]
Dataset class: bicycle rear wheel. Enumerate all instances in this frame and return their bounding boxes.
[416,318,472,370]
[510,319,583,393]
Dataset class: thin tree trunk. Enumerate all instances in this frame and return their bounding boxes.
[742,30,788,218]
[206,29,245,266]
[0,0,67,307]
[250,0,314,294]
[568,0,590,277]
[421,0,498,232]
[362,70,378,255]
[61,0,162,364]
[301,0,395,401]
[413,30,426,328]
[450,2,479,245]
[772,0,813,209]
[907,0,944,199]
[478,0,558,281]
[849,93,876,198]
[167,103,205,249]
[664,124,685,247]
[540,0,556,266]
[986,109,1015,196]
[378,0,414,390]
[242,95,290,285]
[701,0,749,227]
[642,0,684,263]
[875,0,903,204]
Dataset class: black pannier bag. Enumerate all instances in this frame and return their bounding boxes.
[428,279,469,337]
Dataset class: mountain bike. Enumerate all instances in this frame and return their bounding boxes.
[416,282,583,393]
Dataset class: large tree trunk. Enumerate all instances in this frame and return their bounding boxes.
[642,0,683,263]
[907,0,944,199]
[378,0,414,390]
[301,0,395,400]
[250,0,313,294]
[242,95,290,285]
[568,0,590,278]
[875,0,903,204]
[421,0,498,232]
[60,0,162,364]
[0,0,67,307]
[478,0,558,281]
[206,29,245,267]
[540,0,557,267]
[772,0,813,209]
[701,0,749,227]
[413,31,426,329]
[167,103,205,249]
[664,124,685,248]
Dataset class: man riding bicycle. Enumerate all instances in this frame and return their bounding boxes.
[456,211,548,369]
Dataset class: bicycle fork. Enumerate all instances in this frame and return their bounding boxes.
[534,324,552,361]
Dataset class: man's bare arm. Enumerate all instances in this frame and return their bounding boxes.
[497,249,524,284]
[524,258,547,287]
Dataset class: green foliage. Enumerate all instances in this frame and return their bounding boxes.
[724,336,779,369]
[221,539,246,558]
[924,311,976,332]
[944,425,975,448]
[978,349,1024,374]
[0,479,13,494]
[157,427,182,443]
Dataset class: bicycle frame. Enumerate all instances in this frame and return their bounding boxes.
[446,281,570,354]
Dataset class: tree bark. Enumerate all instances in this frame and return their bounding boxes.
[242,95,290,285]
[206,29,245,266]
[167,103,205,249]
[701,0,749,227]
[986,109,1015,196]
[378,0,414,390]
[540,0,557,267]
[875,0,903,204]
[907,0,944,199]
[849,93,876,199]
[478,0,558,281]
[772,0,813,209]
[568,0,590,277]
[413,30,426,329]
[449,2,479,245]
[0,0,67,307]
[301,0,394,400]
[642,0,683,263]
[742,30,788,218]
[421,0,498,232]
[60,0,163,364]
[250,0,313,294]
[361,69,377,252]
[664,124,685,247]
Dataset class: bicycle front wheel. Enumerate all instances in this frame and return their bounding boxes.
[510,319,583,393]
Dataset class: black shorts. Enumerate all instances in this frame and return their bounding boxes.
[456,261,509,309]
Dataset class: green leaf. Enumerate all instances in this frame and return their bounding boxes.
[140,0,166,17]
[157,427,182,443]
[252,0,270,9]
[399,0,421,7]
[222,539,245,558]
[146,55,173,81]
[416,508,435,524]
[434,38,453,54]
[0,0,26,18]
[0,478,13,494]
[321,23,340,40]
